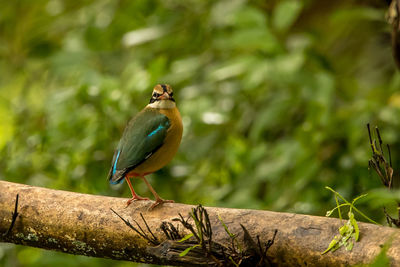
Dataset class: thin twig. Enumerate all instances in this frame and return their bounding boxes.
[3,194,19,237]
[160,221,182,240]
[376,127,384,156]
[266,229,278,251]
[177,213,200,242]
[110,208,159,245]
[160,222,172,240]
[110,208,146,239]
[387,144,393,167]
[133,219,148,239]
[140,213,158,244]
[367,124,374,152]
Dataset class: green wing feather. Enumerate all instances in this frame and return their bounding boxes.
[108,108,170,183]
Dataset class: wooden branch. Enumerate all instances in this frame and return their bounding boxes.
[0,181,399,266]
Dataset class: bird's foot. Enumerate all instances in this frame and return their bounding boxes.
[149,198,174,210]
[126,195,150,207]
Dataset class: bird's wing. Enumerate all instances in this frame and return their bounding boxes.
[108,108,170,184]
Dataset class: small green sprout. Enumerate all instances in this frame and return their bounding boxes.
[323,186,379,254]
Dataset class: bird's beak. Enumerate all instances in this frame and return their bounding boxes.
[158,92,170,100]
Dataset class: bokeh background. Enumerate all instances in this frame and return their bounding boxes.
[1,0,400,266]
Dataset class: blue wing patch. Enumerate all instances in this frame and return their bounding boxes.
[110,150,124,185]
[112,150,121,175]
[147,122,169,138]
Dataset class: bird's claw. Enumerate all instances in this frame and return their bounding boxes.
[149,198,174,210]
[126,195,150,207]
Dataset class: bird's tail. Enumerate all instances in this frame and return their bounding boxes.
[107,168,125,185]
[108,149,125,184]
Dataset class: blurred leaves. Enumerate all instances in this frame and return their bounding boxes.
[0,0,398,266]
[272,0,303,32]
[0,98,14,150]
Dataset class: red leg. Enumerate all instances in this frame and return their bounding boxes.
[125,177,149,206]
[140,176,174,209]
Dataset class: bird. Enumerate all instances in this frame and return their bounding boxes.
[108,84,183,209]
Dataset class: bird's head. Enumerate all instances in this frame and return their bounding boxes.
[148,84,176,109]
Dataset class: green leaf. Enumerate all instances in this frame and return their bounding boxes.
[229,256,239,267]
[272,0,303,32]
[179,244,200,257]
[345,241,354,251]
[178,233,194,243]
[349,212,359,241]
[218,214,236,238]
[339,224,349,236]
[322,236,340,254]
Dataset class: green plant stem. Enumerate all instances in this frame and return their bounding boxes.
[335,194,342,220]
[325,187,380,225]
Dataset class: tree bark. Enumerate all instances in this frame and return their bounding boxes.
[0,181,399,266]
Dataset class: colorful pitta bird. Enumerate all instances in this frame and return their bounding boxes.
[108,84,183,209]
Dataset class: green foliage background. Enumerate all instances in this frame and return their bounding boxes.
[0,0,399,266]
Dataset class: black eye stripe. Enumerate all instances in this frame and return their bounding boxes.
[153,91,173,97]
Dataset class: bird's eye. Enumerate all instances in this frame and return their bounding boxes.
[153,93,160,98]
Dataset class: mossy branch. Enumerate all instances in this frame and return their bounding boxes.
[1,181,400,266]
